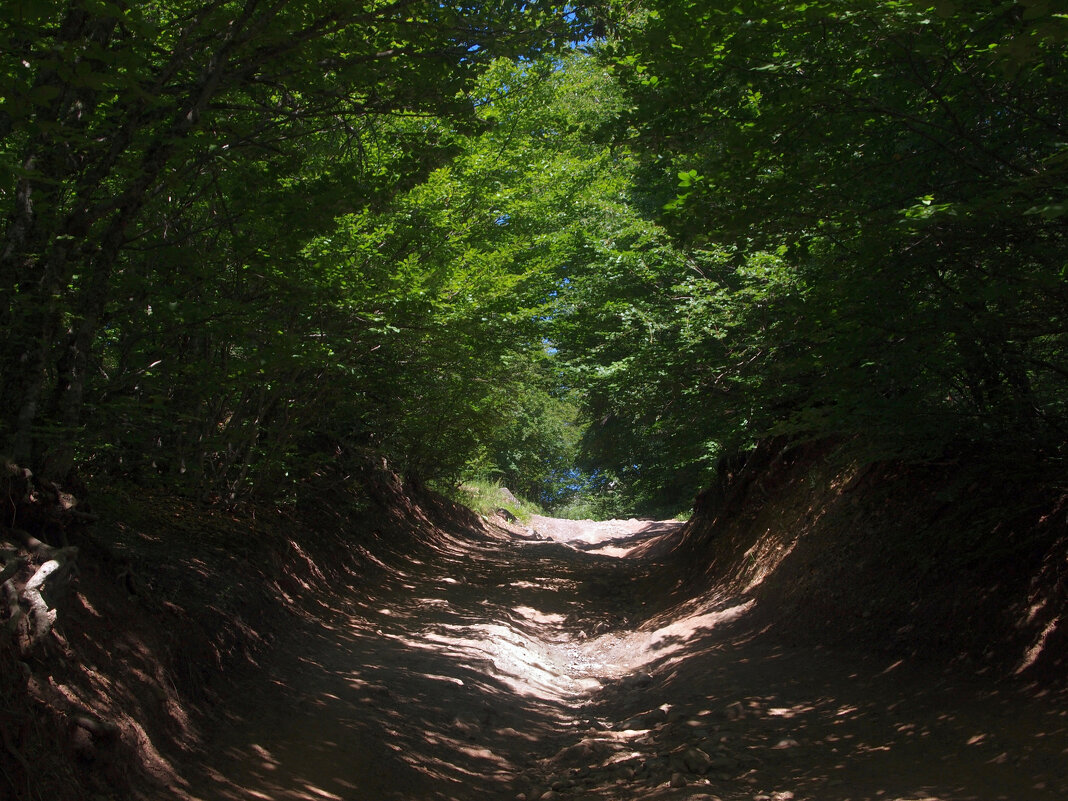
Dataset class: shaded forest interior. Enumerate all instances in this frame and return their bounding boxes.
[2,1,1067,800]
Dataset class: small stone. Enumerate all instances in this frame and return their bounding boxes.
[69,725,96,762]
[682,747,714,773]
[539,792,559,801]
[772,738,800,750]
[622,671,653,689]
[556,742,593,764]
[707,755,739,771]
[771,793,795,801]
[615,764,636,780]
[645,707,668,725]
[643,756,667,773]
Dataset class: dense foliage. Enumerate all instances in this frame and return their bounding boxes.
[0,0,596,502]
[553,0,1068,512]
[2,0,1065,516]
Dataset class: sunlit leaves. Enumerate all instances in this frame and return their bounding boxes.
[0,0,593,490]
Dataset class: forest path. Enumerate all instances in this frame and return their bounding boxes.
[184,517,1068,801]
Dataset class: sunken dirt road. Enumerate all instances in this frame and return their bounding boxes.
[181,515,1068,801]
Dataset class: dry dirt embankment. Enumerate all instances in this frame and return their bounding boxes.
[3,447,1068,801]
[669,440,1068,683]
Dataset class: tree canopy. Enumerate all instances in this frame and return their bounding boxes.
[557,0,1068,511]
[2,0,1065,515]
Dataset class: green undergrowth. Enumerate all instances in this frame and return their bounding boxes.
[448,478,544,524]
[552,493,694,522]
[551,496,611,521]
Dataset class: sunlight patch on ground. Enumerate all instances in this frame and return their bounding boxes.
[1016,615,1060,674]
[386,597,758,703]
[641,601,755,662]
[300,784,343,800]
[741,536,798,591]
[583,543,640,557]
[388,613,658,698]
[768,704,818,719]
[513,605,566,624]
[417,622,583,696]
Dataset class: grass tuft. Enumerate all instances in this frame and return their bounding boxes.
[451,478,543,524]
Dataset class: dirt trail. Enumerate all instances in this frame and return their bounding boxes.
[183,516,1068,801]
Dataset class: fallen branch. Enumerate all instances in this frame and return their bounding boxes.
[22,548,78,650]
[2,575,23,636]
[23,561,60,649]
[0,541,78,654]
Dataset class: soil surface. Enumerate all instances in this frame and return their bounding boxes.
[179,515,1068,801]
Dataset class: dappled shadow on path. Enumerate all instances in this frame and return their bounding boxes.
[185,517,1068,801]
[575,610,1068,801]
[185,522,666,800]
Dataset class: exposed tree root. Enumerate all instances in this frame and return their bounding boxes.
[1,457,85,657]
[1,457,93,800]
[1,540,79,656]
